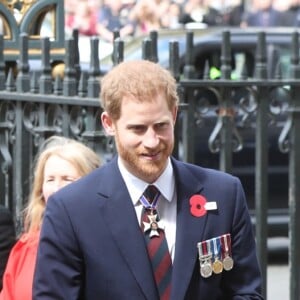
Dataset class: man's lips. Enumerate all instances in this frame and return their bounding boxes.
[141,151,161,160]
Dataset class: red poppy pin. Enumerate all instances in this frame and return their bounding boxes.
[190,195,207,217]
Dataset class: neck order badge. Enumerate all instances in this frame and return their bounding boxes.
[141,185,172,300]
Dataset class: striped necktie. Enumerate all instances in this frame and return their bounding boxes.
[141,185,172,300]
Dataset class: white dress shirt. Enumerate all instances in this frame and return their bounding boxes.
[118,157,177,261]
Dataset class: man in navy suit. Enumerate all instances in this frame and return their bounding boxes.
[0,205,15,290]
[33,60,263,299]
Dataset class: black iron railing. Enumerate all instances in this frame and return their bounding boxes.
[0,26,299,299]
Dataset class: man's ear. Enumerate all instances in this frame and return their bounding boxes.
[173,106,178,124]
[101,112,115,136]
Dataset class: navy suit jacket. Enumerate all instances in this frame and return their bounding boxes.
[33,157,263,299]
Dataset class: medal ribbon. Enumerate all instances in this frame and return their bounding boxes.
[140,191,160,210]
[221,233,232,259]
[197,240,208,258]
[211,237,221,260]
[202,240,208,257]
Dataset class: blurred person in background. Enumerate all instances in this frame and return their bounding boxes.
[279,0,300,26]
[64,0,78,37]
[241,0,284,27]
[272,0,290,12]
[178,0,223,27]
[0,136,101,300]
[160,0,182,29]
[129,0,162,35]
[0,205,15,291]
[65,0,98,36]
[179,0,206,24]
[97,0,135,42]
[211,0,245,26]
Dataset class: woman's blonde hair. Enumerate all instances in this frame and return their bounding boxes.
[24,136,101,233]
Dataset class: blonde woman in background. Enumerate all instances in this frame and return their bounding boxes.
[0,136,101,300]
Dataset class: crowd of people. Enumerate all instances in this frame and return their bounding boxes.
[64,0,300,42]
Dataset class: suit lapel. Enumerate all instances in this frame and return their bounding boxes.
[170,159,208,300]
[99,159,158,300]
[98,158,208,299]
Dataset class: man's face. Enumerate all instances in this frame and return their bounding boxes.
[102,94,177,183]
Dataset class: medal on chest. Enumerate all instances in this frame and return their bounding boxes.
[197,240,213,278]
[143,209,165,238]
[221,233,234,271]
[211,238,223,274]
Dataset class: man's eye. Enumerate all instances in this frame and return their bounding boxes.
[156,123,168,130]
[131,126,145,133]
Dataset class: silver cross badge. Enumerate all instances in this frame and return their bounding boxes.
[143,213,165,238]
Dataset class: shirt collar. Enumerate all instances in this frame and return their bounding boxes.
[118,157,175,206]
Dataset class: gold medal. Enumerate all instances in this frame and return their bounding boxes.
[211,237,223,274]
[212,257,223,274]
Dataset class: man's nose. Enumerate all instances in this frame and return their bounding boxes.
[143,128,159,148]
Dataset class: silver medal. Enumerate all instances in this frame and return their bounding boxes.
[200,260,213,278]
[197,242,213,278]
[222,234,234,271]
[223,255,234,271]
